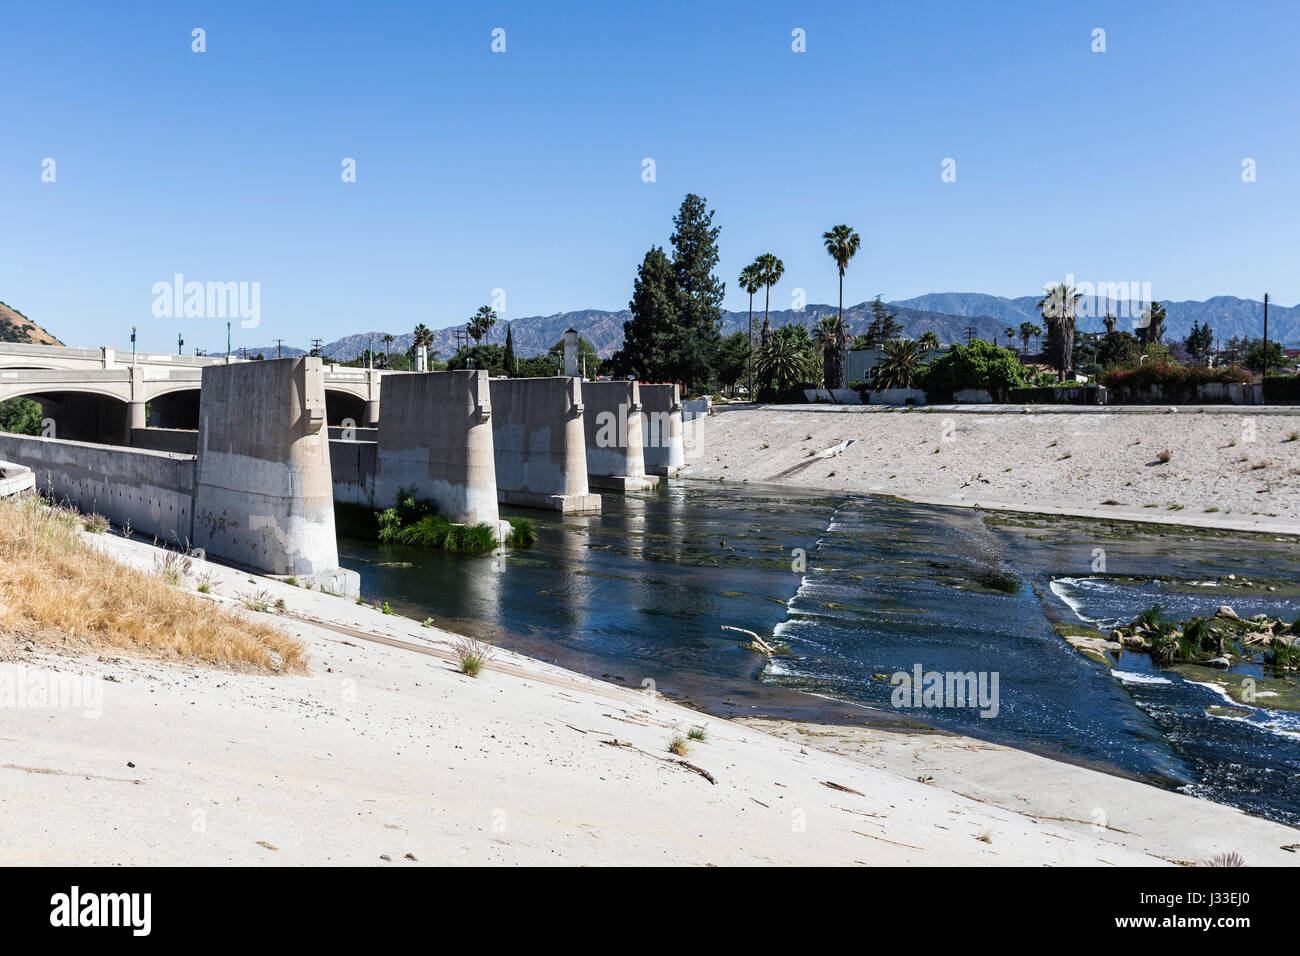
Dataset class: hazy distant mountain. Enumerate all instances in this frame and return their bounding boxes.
[893,293,1300,345]
[229,293,1299,361]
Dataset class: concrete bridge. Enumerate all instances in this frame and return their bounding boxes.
[0,342,688,582]
[0,357,359,594]
[0,342,386,442]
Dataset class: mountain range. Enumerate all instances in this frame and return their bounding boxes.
[2,294,1294,362]
[231,293,1298,361]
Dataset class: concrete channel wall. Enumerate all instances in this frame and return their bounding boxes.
[329,439,378,507]
[373,370,500,526]
[0,432,196,544]
[580,380,658,492]
[488,377,601,512]
[130,427,200,455]
[637,384,684,477]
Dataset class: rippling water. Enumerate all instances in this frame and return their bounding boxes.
[337,481,1300,825]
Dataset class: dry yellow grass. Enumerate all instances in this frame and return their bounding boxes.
[0,495,306,672]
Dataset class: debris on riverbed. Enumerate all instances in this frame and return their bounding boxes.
[1062,602,1300,674]
[721,624,790,657]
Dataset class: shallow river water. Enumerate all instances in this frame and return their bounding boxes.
[338,481,1300,826]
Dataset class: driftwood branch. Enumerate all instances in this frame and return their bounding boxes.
[721,624,774,656]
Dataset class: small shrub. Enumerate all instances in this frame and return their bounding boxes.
[452,636,494,677]
[242,590,273,613]
[154,551,193,586]
[506,517,536,547]
[1156,450,1172,464]
[1134,604,1167,633]
[1265,641,1299,671]
[668,734,690,756]
[688,725,708,741]
[83,514,109,534]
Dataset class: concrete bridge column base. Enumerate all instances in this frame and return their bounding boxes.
[587,474,659,493]
[498,488,603,513]
[193,357,355,585]
[582,380,659,494]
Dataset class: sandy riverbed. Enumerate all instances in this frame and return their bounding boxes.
[680,405,1300,534]
[2,530,1296,865]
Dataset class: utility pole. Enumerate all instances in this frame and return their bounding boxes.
[964,325,976,346]
[226,320,232,357]
[274,338,284,359]
[177,332,184,355]
[130,326,137,365]
[310,338,323,358]
[1262,292,1269,376]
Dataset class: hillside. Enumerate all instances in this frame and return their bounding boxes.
[0,301,62,346]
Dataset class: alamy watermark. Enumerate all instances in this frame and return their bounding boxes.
[151,273,260,328]
[890,664,1000,718]
[0,666,103,718]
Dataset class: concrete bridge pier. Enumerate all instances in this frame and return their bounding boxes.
[373,370,502,528]
[581,380,659,493]
[489,376,601,513]
[638,384,685,477]
[192,357,359,596]
[127,401,147,434]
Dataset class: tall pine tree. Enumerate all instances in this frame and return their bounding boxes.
[669,194,725,391]
[612,246,678,381]
[503,322,516,376]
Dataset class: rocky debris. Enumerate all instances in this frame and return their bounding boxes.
[1216,605,1239,620]
[1207,657,1231,668]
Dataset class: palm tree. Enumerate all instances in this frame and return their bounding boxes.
[739,262,763,397]
[822,225,861,389]
[1018,321,1036,353]
[754,335,810,393]
[412,323,433,370]
[468,305,497,344]
[1037,283,1082,381]
[754,253,784,355]
[918,330,941,350]
[811,315,840,386]
[871,338,926,390]
[1031,323,1044,352]
[382,333,395,369]
[1004,326,1017,351]
[1137,301,1166,345]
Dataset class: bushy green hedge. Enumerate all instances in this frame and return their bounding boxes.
[917,340,1027,400]
[1264,375,1300,403]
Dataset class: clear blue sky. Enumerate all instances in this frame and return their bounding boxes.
[2,0,1297,353]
